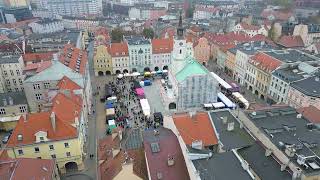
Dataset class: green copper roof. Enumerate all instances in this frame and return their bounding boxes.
[175,58,208,82]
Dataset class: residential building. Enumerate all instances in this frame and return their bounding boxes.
[293,24,320,47]
[216,44,235,71]
[233,41,273,85]
[23,61,52,77]
[2,0,27,8]
[288,75,320,109]
[297,105,320,125]
[246,106,320,179]
[0,55,25,93]
[246,52,282,100]
[94,45,112,76]
[277,35,305,48]
[23,59,92,114]
[109,42,130,74]
[260,9,295,22]
[27,30,83,52]
[28,19,64,34]
[305,42,320,54]
[269,62,320,104]
[151,38,173,71]
[295,0,320,8]
[234,22,269,37]
[46,0,102,17]
[61,16,99,31]
[124,35,152,72]
[143,127,190,180]
[193,37,211,66]
[0,92,27,131]
[128,7,167,20]
[0,158,60,180]
[59,44,88,75]
[6,92,87,173]
[224,48,237,78]
[193,4,219,20]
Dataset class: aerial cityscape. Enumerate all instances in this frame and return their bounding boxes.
[0,0,320,179]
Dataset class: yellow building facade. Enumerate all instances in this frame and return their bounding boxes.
[94,45,113,76]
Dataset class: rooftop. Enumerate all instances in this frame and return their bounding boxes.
[229,41,273,55]
[22,52,54,63]
[59,44,87,74]
[193,151,252,180]
[0,55,20,64]
[124,128,143,150]
[124,35,150,45]
[0,158,55,180]
[264,49,319,64]
[272,62,320,83]
[209,110,254,151]
[238,144,292,180]
[28,30,80,45]
[173,112,218,147]
[7,92,82,147]
[291,75,320,97]
[143,127,190,180]
[249,52,283,73]
[278,35,305,48]
[298,106,320,124]
[0,92,27,107]
[35,18,61,25]
[246,106,320,173]
[173,57,209,82]
[108,42,128,57]
[56,76,82,91]
[151,38,173,54]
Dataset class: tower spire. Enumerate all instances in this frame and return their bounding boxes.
[177,11,184,39]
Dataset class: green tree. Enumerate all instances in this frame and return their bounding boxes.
[111,28,124,43]
[142,28,154,39]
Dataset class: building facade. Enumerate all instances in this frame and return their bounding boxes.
[151,38,173,71]
[109,43,130,74]
[93,45,112,76]
[0,55,25,93]
[193,37,211,66]
[28,19,64,34]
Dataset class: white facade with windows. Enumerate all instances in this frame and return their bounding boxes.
[0,55,25,93]
[152,53,171,71]
[112,56,130,74]
[29,19,64,34]
[0,92,28,117]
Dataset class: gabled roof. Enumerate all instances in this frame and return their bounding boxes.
[109,43,129,57]
[298,106,320,124]
[57,76,82,90]
[239,22,261,31]
[173,112,218,146]
[151,38,173,54]
[23,61,52,73]
[143,127,190,180]
[24,61,84,87]
[22,52,54,63]
[249,52,282,72]
[278,35,304,48]
[59,44,87,74]
[7,92,82,147]
[0,158,55,180]
[175,58,209,82]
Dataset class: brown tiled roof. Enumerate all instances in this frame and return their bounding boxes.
[173,112,218,147]
[7,92,82,147]
[23,61,52,73]
[278,35,304,48]
[143,127,190,180]
[249,52,282,72]
[240,22,261,31]
[151,38,173,54]
[298,106,320,124]
[22,52,54,63]
[59,44,87,74]
[109,43,129,57]
[57,76,82,90]
[0,158,55,180]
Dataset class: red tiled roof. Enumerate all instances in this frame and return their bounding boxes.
[7,92,82,147]
[278,35,305,48]
[204,32,253,46]
[23,61,52,73]
[249,52,282,72]
[143,127,190,180]
[57,76,82,90]
[173,112,218,147]
[161,27,176,39]
[298,106,320,124]
[59,44,88,74]
[151,38,173,54]
[239,22,260,31]
[109,43,129,57]
[22,52,54,63]
[0,158,55,180]
[189,25,202,33]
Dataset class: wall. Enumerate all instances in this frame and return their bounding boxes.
[194,37,211,64]
[94,45,113,76]
[288,87,320,109]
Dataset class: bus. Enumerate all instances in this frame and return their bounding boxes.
[217,92,236,109]
[210,72,232,94]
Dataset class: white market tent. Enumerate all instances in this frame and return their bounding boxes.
[210,72,232,90]
[140,98,151,116]
[212,102,225,109]
[218,92,236,108]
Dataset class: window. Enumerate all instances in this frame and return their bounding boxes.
[6,79,10,85]
[18,149,23,155]
[13,79,16,85]
[51,154,56,159]
[64,142,69,148]
[19,106,26,113]
[3,70,7,76]
[39,137,44,141]
[33,84,40,90]
[10,70,14,76]
[0,108,6,115]
[44,82,50,89]
[16,70,20,75]
[35,94,42,100]
[37,157,41,159]
[49,145,54,150]
[34,147,40,153]
[66,152,71,157]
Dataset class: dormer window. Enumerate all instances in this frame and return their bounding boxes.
[17,134,23,141]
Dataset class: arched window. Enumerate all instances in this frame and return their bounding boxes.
[179,49,182,54]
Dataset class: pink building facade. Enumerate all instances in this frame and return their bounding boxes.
[193,37,211,65]
[287,87,320,110]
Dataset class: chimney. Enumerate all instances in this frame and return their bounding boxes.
[8,97,13,105]
[50,112,56,132]
[192,140,203,150]
[167,156,175,166]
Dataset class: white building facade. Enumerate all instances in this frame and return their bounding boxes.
[29,20,64,34]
